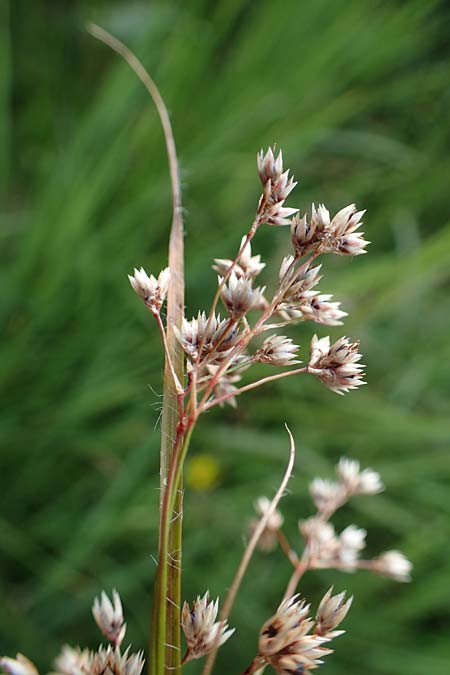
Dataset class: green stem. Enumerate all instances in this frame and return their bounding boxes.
[153,423,195,675]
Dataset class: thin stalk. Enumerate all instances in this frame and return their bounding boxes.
[283,555,310,599]
[201,426,296,675]
[86,24,184,675]
[155,424,194,675]
[276,530,299,566]
[204,367,307,410]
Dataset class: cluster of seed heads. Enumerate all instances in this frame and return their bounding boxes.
[1,148,410,675]
[129,147,369,405]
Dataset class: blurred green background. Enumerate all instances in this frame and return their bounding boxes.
[2,1,450,673]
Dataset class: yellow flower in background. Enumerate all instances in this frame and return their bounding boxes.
[186,454,220,491]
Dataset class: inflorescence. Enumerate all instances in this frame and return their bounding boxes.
[1,148,411,675]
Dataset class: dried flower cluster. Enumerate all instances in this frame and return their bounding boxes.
[1,592,144,675]
[129,147,368,407]
[1,135,410,675]
[181,592,235,663]
[252,457,412,584]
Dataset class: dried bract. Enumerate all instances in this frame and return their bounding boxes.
[258,594,339,674]
[309,478,345,514]
[315,588,352,639]
[220,273,265,320]
[254,335,301,366]
[174,312,239,365]
[181,592,234,662]
[299,517,340,562]
[213,236,265,279]
[0,656,38,675]
[373,551,412,582]
[92,589,126,647]
[257,148,298,226]
[322,204,369,256]
[54,646,91,675]
[128,267,170,313]
[89,646,144,675]
[337,458,384,495]
[338,525,367,568]
[308,335,365,394]
[293,294,347,326]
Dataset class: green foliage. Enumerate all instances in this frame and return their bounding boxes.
[1,1,450,673]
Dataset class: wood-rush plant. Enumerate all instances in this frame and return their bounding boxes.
[1,25,412,675]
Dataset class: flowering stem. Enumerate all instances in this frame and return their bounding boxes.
[86,25,186,675]
[201,426,296,675]
[153,422,195,675]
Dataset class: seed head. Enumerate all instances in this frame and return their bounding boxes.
[315,588,352,638]
[92,589,126,647]
[174,312,239,364]
[128,267,170,313]
[257,148,298,226]
[220,273,265,319]
[308,335,366,394]
[309,478,345,514]
[324,204,369,256]
[299,517,340,562]
[257,147,285,185]
[181,592,234,662]
[336,458,384,495]
[89,647,144,675]
[0,656,38,675]
[258,595,333,674]
[213,237,265,279]
[54,646,91,675]
[373,550,412,582]
[294,294,347,326]
[338,525,367,568]
[254,335,301,366]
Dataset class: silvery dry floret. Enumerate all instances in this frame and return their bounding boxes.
[257,148,298,226]
[315,588,352,639]
[257,594,338,674]
[290,203,369,257]
[338,525,367,568]
[308,335,365,394]
[321,204,369,256]
[92,589,126,647]
[213,236,265,279]
[174,312,239,364]
[293,293,347,326]
[291,214,318,258]
[181,592,234,662]
[373,550,412,582]
[128,267,170,313]
[309,478,345,514]
[279,260,322,298]
[299,517,340,561]
[0,655,38,675]
[254,335,301,366]
[89,646,144,675]
[337,457,384,495]
[54,645,91,675]
[219,273,265,319]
